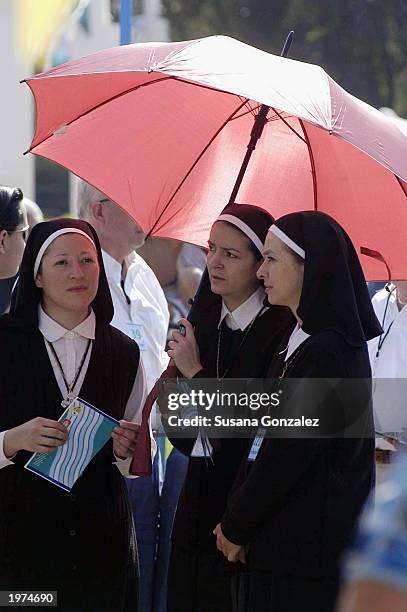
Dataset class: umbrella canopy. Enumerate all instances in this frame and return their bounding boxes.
[24,35,407,280]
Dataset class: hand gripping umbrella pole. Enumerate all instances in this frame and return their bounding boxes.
[130,31,295,476]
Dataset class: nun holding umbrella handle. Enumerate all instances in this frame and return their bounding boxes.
[129,30,296,476]
[177,28,295,337]
[167,318,203,380]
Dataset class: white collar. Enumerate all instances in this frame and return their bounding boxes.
[281,324,310,361]
[38,305,96,342]
[387,284,398,302]
[218,287,266,331]
[102,249,138,283]
[385,285,407,321]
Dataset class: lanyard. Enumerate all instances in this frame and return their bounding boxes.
[216,305,266,380]
[375,286,396,359]
[248,340,306,463]
[120,278,131,306]
[47,338,92,407]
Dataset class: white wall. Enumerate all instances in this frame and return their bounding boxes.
[61,0,118,63]
[0,0,34,198]
[134,0,170,43]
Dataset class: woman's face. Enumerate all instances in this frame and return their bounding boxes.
[35,234,99,318]
[257,232,304,314]
[0,203,28,278]
[207,221,261,309]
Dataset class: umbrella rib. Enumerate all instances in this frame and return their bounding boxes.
[230,105,262,122]
[26,75,176,152]
[395,175,407,198]
[298,119,318,211]
[27,75,250,153]
[239,98,258,119]
[270,108,318,210]
[270,108,307,144]
[146,98,249,237]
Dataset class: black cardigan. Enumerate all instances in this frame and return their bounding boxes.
[221,329,375,576]
[167,302,295,553]
[0,323,140,610]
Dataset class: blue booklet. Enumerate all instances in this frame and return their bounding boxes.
[25,397,119,492]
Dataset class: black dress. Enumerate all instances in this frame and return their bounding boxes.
[0,323,140,612]
[166,301,294,612]
[221,330,375,612]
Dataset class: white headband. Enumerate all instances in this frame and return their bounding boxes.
[216,214,264,253]
[33,228,96,278]
[269,225,305,259]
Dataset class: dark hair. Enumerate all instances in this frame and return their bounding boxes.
[0,186,24,232]
[280,240,304,265]
[247,240,263,261]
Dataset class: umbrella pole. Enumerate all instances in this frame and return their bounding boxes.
[182,31,295,330]
[228,30,294,204]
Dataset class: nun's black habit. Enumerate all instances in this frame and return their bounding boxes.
[165,205,295,612]
[0,220,140,611]
[221,212,382,612]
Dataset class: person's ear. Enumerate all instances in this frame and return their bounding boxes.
[35,273,43,289]
[0,230,8,255]
[90,201,106,225]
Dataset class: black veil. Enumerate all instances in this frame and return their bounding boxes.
[1,218,113,330]
[272,211,381,345]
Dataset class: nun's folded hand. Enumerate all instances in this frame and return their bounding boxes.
[167,319,203,379]
[3,417,69,457]
[213,523,246,564]
[111,421,140,459]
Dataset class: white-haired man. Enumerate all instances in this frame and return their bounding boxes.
[77,181,169,612]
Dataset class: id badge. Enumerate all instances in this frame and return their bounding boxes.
[247,426,267,462]
[126,323,146,351]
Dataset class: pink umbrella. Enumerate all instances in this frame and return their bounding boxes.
[24,35,407,280]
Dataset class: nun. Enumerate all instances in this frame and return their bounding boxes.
[161,204,295,612]
[215,211,381,612]
[0,219,150,611]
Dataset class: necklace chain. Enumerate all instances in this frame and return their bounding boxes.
[46,338,92,407]
[216,306,265,380]
[278,341,306,381]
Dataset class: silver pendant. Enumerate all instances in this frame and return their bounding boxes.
[61,391,75,408]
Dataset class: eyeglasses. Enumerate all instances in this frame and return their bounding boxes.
[6,224,30,242]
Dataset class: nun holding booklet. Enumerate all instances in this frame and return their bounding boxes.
[0,219,152,611]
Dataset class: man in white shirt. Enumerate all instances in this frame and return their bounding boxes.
[77,181,169,612]
[368,282,407,484]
